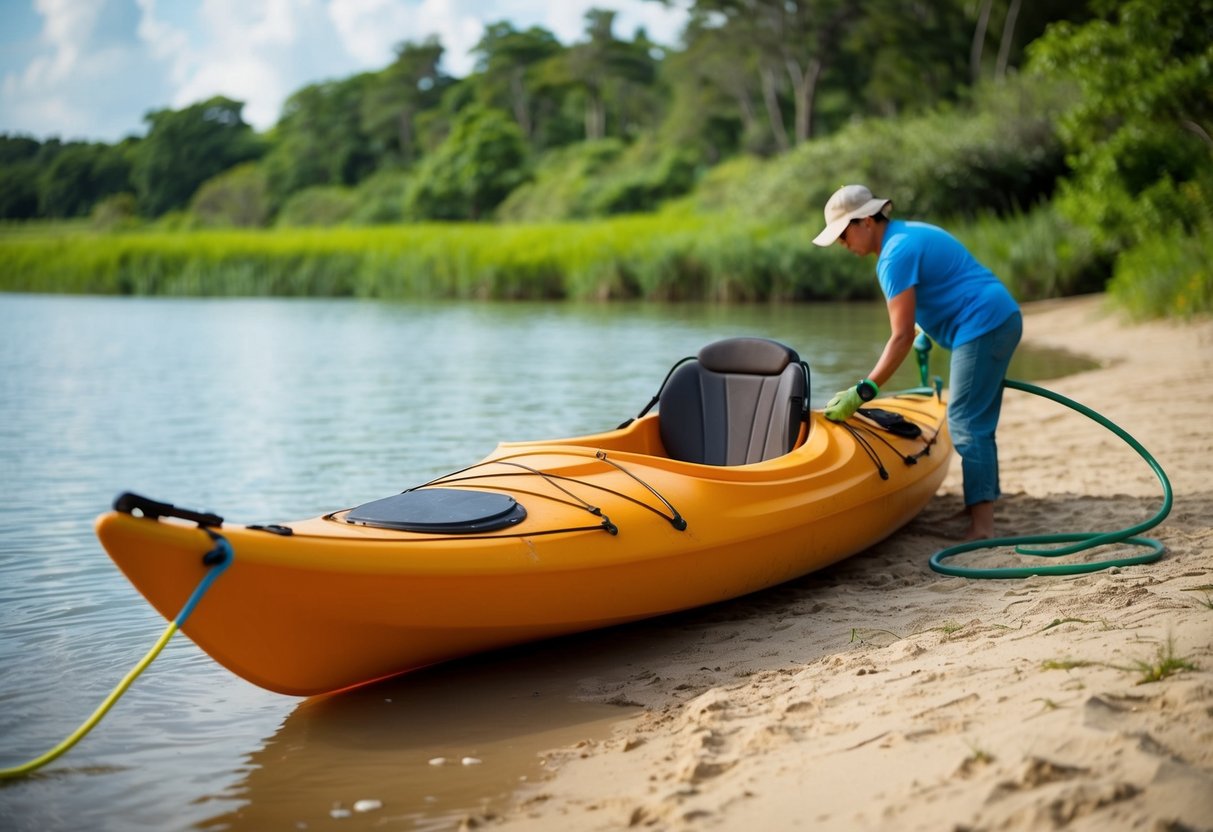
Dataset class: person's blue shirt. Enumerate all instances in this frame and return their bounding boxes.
[876,220,1018,351]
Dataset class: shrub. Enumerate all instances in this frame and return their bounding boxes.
[90,193,140,232]
[276,186,358,227]
[189,163,270,228]
[692,76,1072,226]
[348,169,411,225]
[1108,227,1213,319]
[953,204,1107,301]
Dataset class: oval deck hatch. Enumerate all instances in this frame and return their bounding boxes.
[344,488,526,534]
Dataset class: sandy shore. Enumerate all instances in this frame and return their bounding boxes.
[492,295,1213,831]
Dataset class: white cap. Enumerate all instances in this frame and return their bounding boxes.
[812,184,893,246]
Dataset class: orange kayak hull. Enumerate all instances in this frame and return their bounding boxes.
[95,397,950,696]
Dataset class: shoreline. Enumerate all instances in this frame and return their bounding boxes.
[491,294,1213,831]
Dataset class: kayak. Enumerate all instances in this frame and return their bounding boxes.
[95,337,951,696]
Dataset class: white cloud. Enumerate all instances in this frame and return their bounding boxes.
[326,0,688,79]
[25,0,101,84]
[1,0,688,140]
[1,0,161,140]
[134,0,355,129]
[134,0,192,87]
[326,0,481,75]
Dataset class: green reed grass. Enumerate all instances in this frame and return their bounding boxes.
[5,209,1199,315]
[0,216,879,302]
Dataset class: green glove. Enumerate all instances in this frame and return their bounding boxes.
[825,387,863,421]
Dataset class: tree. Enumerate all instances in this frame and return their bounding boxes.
[1028,0,1213,248]
[0,136,44,219]
[404,105,529,220]
[675,0,864,146]
[132,97,263,217]
[38,142,133,218]
[969,0,1093,84]
[264,74,377,202]
[561,10,658,140]
[189,162,270,227]
[664,9,768,156]
[360,37,451,165]
[471,22,562,143]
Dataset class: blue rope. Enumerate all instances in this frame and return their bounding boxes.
[177,534,232,624]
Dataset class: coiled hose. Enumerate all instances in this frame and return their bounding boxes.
[917,330,1171,578]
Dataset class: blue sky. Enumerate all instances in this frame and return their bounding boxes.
[0,0,689,143]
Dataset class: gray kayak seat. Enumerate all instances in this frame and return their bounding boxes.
[658,337,809,466]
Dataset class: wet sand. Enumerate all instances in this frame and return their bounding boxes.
[486,295,1213,831]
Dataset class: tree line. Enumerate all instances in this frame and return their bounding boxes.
[2,0,1094,226]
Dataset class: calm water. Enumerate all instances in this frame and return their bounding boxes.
[0,294,1089,831]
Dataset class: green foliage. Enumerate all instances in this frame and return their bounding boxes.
[0,215,873,302]
[0,160,40,219]
[347,169,411,225]
[275,186,358,228]
[1108,225,1213,319]
[189,163,270,228]
[133,97,263,217]
[5,0,1211,320]
[953,204,1106,300]
[498,138,700,221]
[692,76,1071,225]
[360,37,452,166]
[90,193,139,232]
[587,147,698,216]
[404,106,530,220]
[263,75,377,204]
[496,139,626,220]
[558,9,660,141]
[471,22,563,147]
[37,142,132,219]
[1027,0,1213,250]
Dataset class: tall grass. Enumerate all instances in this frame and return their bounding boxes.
[0,216,878,302]
[951,203,1107,300]
[5,207,1203,314]
[1108,226,1213,319]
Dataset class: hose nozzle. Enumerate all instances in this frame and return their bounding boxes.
[914,331,932,387]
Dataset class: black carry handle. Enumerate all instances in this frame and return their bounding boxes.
[113,492,224,528]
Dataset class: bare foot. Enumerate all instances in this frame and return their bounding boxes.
[963,501,994,540]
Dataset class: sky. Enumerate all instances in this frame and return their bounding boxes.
[0,0,690,143]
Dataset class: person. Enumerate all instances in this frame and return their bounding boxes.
[811,184,1022,540]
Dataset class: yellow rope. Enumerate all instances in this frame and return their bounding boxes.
[1,533,231,779]
[0,621,179,779]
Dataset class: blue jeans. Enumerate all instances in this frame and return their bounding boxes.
[948,312,1022,506]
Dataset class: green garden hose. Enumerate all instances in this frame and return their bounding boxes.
[928,378,1172,578]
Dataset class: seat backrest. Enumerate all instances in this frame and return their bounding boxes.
[658,337,808,465]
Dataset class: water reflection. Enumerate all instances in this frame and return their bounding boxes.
[201,637,638,832]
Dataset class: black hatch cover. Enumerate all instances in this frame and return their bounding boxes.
[344,488,526,534]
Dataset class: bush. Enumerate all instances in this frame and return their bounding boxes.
[587,149,699,216]
[953,204,1107,301]
[189,163,270,228]
[692,76,1072,225]
[348,169,411,225]
[497,138,702,222]
[1108,227,1213,319]
[90,193,139,232]
[276,186,358,227]
[496,140,626,221]
[404,105,530,221]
